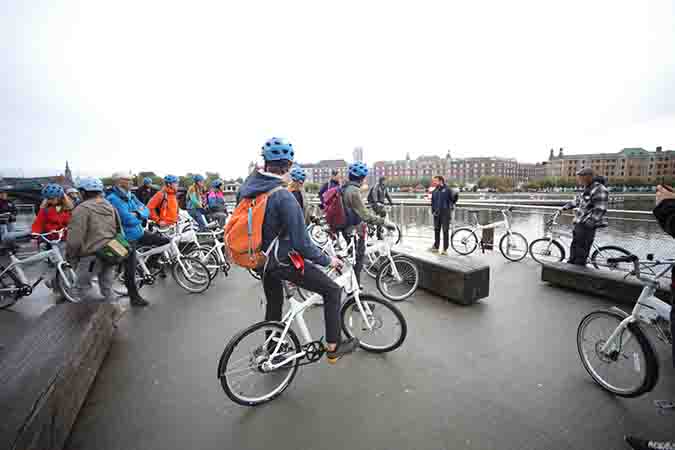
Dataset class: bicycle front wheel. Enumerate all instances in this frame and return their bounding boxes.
[382,224,402,245]
[498,232,528,262]
[172,257,212,293]
[376,257,419,302]
[529,238,565,264]
[308,224,329,246]
[218,321,301,406]
[55,265,79,303]
[577,310,658,397]
[451,228,479,255]
[364,251,384,279]
[188,247,220,280]
[341,294,407,353]
[0,269,20,310]
[591,246,633,272]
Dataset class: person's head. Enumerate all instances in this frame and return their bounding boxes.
[261,137,295,179]
[211,179,223,191]
[576,168,593,187]
[433,175,445,187]
[163,175,179,191]
[290,167,306,185]
[192,174,205,189]
[143,177,152,186]
[378,176,386,186]
[77,177,104,201]
[112,172,132,191]
[66,187,80,199]
[0,191,7,201]
[330,169,340,183]
[348,161,369,186]
[41,184,65,207]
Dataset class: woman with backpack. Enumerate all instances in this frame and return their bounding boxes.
[288,166,312,225]
[147,175,179,227]
[187,174,208,231]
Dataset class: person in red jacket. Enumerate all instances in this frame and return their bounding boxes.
[32,184,73,240]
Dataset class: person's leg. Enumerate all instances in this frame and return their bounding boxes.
[262,269,284,323]
[125,242,149,306]
[441,210,450,252]
[579,226,596,263]
[568,224,582,265]
[354,230,366,286]
[72,256,95,302]
[97,260,116,301]
[432,214,440,250]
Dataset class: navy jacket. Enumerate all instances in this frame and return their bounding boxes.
[239,171,330,267]
[318,180,340,210]
[432,185,456,213]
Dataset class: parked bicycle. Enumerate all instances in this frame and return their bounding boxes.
[362,238,419,302]
[577,254,672,397]
[188,227,231,280]
[529,209,633,270]
[0,229,78,309]
[217,232,407,406]
[451,206,528,261]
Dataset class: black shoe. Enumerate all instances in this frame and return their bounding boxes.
[130,297,149,307]
[625,436,675,450]
[326,338,359,364]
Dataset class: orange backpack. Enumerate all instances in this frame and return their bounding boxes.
[224,186,284,269]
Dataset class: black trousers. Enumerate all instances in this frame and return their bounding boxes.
[126,232,171,300]
[371,204,387,239]
[433,209,451,251]
[263,261,342,344]
[568,223,596,265]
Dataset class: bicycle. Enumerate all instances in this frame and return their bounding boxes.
[367,205,402,245]
[188,227,231,280]
[451,206,528,262]
[529,209,633,270]
[0,229,79,309]
[362,237,419,302]
[577,254,672,397]
[217,233,408,406]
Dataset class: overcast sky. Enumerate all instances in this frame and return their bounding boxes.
[2,0,675,179]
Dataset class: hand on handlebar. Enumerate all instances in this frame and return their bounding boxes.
[329,256,344,271]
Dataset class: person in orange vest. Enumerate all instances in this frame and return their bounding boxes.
[147,175,179,226]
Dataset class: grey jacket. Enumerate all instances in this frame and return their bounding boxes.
[342,182,385,226]
[66,197,119,261]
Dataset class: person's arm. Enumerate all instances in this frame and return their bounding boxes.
[9,201,17,216]
[345,188,385,225]
[654,198,675,237]
[385,188,393,205]
[146,192,162,222]
[65,208,86,260]
[31,208,47,234]
[562,194,579,210]
[130,194,149,220]
[108,194,142,228]
[583,186,608,227]
[61,195,74,211]
[318,183,327,209]
[277,191,330,266]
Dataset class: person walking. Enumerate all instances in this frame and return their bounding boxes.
[288,167,312,225]
[147,175,179,227]
[429,176,453,255]
[207,179,228,227]
[367,176,394,239]
[136,177,156,205]
[0,189,18,238]
[562,168,608,266]
[186,174,208,230]
[66,178,119,304]
[318,170,341,210]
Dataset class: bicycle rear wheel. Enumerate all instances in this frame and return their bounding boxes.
[340,294,407,353]
[0,269,20,310]
[308,224,329,246]
[451,228,478,255]
[499,232,528,262]
[55,264,79,303]
[188,247,220,280]
[528,238,565,264]
[172,257,211,293]
[382,224,402,245]
[591,246,633,272]
[218,321,301,406]
[577,310,658,397]
[376,257,419,302]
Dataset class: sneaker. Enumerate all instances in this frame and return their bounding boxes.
[625,436,675,450]
[130,297,150,307]
[326,338,359,364]
[428,247,439,254]
[439,250,448,256]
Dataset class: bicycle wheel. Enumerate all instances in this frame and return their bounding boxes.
[340,294,407,353]
[376,257,419,302]
[577,310,658,397]
[528,238,565,264]
[381,224,402,245]
[364,252,384,279]
[188,247,220,280]
[0,269,20,310]
[451,228,479,255]
[218,321,301,406]
[112,263,146,296]
[172,257,212,293]
[55,264,80,303]
[591,246,633,272]
[308,224,329,246]
[499,232,528,262]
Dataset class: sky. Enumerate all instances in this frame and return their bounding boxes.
[2,0,675,179]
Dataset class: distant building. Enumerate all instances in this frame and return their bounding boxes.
[353,147,364,162]
[298,159,349,185]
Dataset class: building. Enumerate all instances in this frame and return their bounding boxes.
[297,159,349,185]
[353,147,364,162]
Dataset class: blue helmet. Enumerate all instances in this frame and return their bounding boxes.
[41,184,64,199]
[261,137,294,162]
[348,161,369,179]
[193,174,205,183]
[164,175,179,184]
[211,179,223,188]
[290,167,306,183]
[143,177,152,185]
[78,177,104,192]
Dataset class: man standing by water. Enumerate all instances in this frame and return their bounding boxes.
[562,168,608,265]
[368,177,394,239]
[318,170,341,210]
[429,176,457,255]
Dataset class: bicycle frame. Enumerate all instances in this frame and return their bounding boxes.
[135,234,190,277]
[0,246,72,293]
[466,209,512,234]
[365,238,403,282]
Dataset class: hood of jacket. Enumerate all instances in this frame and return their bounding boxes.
[239,171,284,199]
[111,185,130,201]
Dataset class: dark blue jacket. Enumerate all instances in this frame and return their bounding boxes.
[431,185,454,213]
[318,180,340,210]
[106,186,149,241]
[239,172,330,267]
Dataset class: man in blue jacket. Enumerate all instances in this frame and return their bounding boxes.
[240,138,358,363]
[107,172,168,306]
[430,176,457,255]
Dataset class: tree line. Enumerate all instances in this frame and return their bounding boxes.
[99,172,244,188]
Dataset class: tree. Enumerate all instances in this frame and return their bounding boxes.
[101,177,115,187]
[305,182,320,193]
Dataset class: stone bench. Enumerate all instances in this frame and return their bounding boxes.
[392,245,490,305]
[541,261,671,305]
[0,303,114,450]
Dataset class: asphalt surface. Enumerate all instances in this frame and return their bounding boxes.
[2,249,673,450]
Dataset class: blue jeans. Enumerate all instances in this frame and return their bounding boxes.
[0,222,15,240]
[189,209,208,231]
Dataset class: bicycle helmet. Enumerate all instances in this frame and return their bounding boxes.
[143,177,152,185]
[211,179,223,188]
[261,137,294,162]
[193,174,205,183]
[66,187,79,195]
[348,161,369,179]
[164,175,179,184]
[78,177,104,192]
[290,167,306,183]
[41,184,64,199]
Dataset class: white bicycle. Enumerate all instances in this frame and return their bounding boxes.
[451,206,528,262]
[363,238,419,302]
[188,227,231,280]
[577,254,673,397]
[217,234,408,406]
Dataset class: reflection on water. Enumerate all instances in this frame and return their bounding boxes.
[391,205,675,260]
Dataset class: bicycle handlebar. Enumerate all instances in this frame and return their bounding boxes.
[31,228,67,244]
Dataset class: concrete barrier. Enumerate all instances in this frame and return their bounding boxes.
[0,303,114,450]
[393,245,490,305]
[541,261,671,304]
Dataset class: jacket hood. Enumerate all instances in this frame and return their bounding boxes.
[592,176,607,187]
[239,171,284,199]
[79,198,117,218]
[111,185,129,200]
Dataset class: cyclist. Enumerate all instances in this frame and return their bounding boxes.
[66,178,118,303]
[342,162,396,287]
[66,187,81,207]
[367,176,394,240]
[207,179,228,227]
[0,189,18,237]
[136,177,156,205]
[147,175,179,227]
[187,174,208,231]
[288,166,312,225]
[318,169,341,210]
[238,137,357,362]
[32,184,73,240]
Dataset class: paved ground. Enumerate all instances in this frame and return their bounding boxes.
[2,249,674,450]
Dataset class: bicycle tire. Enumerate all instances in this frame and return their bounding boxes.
[55,264,80,303]
[308,224,329,246]
[218,321,301,406]
[171,257,211,293]
[499,232,528,262]
[0,268,20,310]
[188,247,220,280]
[591,245,632,272]
[340,294,407,353]
[577,309,659,397]
[451,228,479,255]
[528,238,565,264]
[375,257,419,302]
